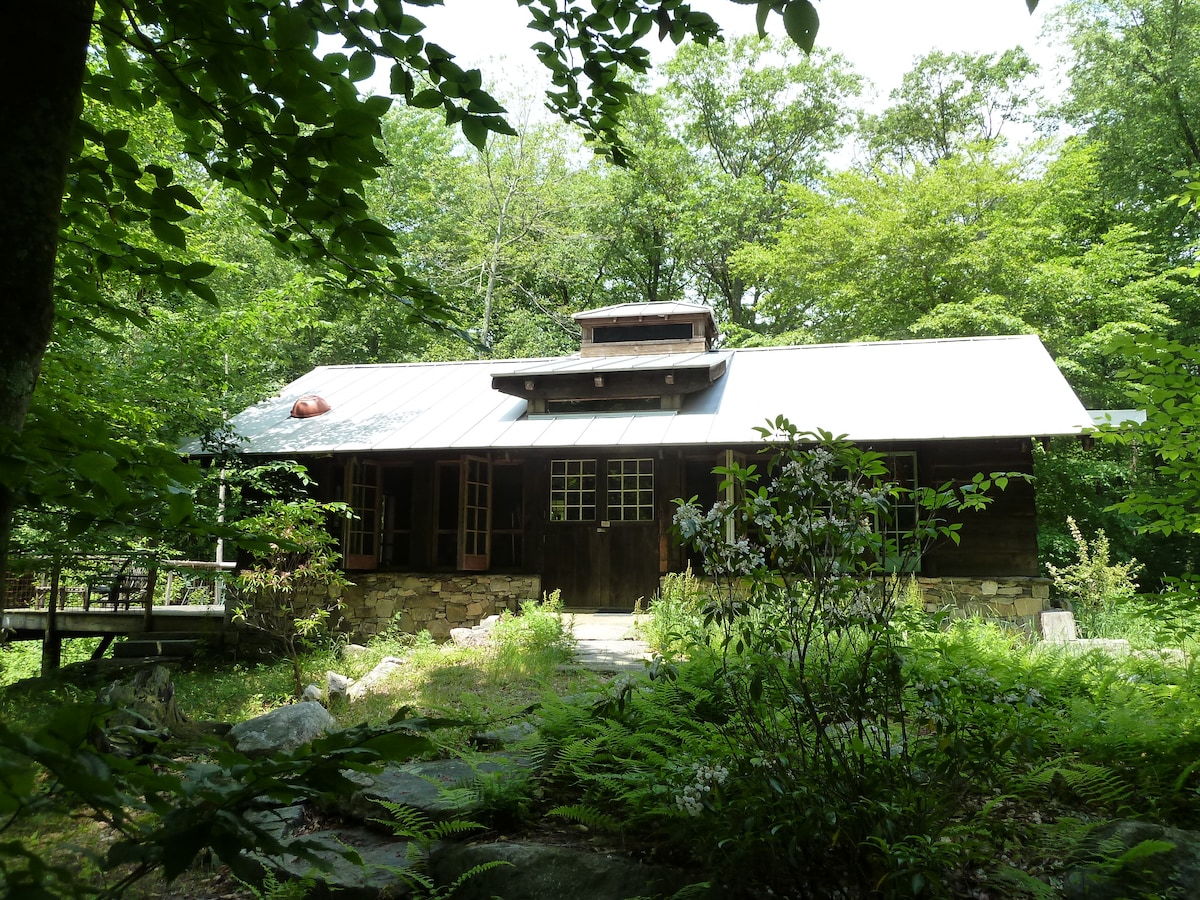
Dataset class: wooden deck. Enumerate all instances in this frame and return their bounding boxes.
[2,604,229,641]
[3,558,237,674]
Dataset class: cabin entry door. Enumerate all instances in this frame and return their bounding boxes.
[542,456,661,609]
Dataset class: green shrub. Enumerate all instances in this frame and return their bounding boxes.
[640,567,709,657]
[1046,517,1142,637]
[489,590,576,676]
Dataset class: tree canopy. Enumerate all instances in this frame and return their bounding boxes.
[0,0,829,601]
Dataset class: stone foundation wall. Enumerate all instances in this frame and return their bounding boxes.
[913,576,1051,633]
[660,573,1051,634]
[336,573,543,641]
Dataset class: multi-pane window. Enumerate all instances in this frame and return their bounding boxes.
[880,452,919,572]
[607,458,654,522]
[345,460,379,567]
[461,456,490,570]
[550,459,597,522]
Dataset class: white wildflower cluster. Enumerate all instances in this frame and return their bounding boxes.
[609,673,637,696]
[911,670,1045,728]
[673,761,729,817]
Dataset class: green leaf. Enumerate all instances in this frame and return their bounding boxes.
[782,0,819,53]
[150,218,188,248]
[461,116,489,150]
[349,50,376,81]
[755,0,772,38]
[410,88,443,109]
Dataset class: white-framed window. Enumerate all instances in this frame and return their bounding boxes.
[607,457,654,522]
[550,459,597,522]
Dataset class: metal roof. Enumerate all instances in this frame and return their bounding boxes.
[573,301,714,321]
[490,351,728,378]
[1088,409,1146,427]
[205,335,1092,457]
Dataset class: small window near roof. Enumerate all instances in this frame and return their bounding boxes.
[591,323,694,344]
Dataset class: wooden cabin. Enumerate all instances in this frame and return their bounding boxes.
[207,302,1092,636]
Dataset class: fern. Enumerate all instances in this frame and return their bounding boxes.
[238,868,316,900]
[547,803,621,832]
[369,798,509,900]
[986,865,1059,899]
[1018,760,1132,810]
[1101,838,1177,874]
[372,799,484,847]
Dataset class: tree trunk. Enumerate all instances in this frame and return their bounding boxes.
[0,2,94,617]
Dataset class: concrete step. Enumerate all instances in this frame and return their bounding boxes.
[113,638,201,658]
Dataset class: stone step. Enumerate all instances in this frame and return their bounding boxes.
[113,638,201,658]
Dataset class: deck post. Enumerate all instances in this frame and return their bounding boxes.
[40,561,62,675]
[142,564,158,632]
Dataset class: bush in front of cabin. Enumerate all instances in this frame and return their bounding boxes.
[488,589,576,677]
[231,496,352,698]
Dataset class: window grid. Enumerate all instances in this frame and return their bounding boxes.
[550,459,597,522]
[346,462,379,558]
[607,458,654,522]
[881,452,919,572]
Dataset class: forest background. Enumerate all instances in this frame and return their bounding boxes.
[8,0,1200,591]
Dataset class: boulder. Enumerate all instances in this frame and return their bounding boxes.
[430,841,713,900]
[302,683,323,703]
[337,754,532,823]
[347,657,407,701]
[230,701,337,756]
[260,825,420,899]
[327,670,353,700]
[1064,820,1200,900]
[1040,610,1077,642]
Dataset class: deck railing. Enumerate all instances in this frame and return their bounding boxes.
[5,556,235,612]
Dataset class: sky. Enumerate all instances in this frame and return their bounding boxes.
[417,0,1068,108]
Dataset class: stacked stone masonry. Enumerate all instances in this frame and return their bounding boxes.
[915,577,1051,633]
[660,574,1051,634]
[335,573,543,641]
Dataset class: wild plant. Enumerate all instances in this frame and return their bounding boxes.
[1046,517,1142,638]
[488,590,576,677]
[230,496,353,697]
[670,418,1021,894]
[371,801,508,899]
[641,567,710,658]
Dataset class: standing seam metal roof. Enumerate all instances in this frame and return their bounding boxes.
[208,335,1092,457]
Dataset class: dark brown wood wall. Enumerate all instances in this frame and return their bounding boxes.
[917,439,1038,577]
[301,437,1038,586]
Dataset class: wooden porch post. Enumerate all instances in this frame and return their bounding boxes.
[142,563,158,632]
[40,560,62,675]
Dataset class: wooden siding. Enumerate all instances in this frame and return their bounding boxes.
[915,439,1038,577]
[304,437,1039,607]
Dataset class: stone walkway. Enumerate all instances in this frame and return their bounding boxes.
[567,611,651,673]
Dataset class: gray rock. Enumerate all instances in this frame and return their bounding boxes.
[430,840,713,900]
[230,701,337,756]
[1064,820,1200,900]
[302,683,323,703]
[1041,609,1077,642]
[327,670,353,699]
[1134,648,1188,666]
[258,825,419,899]
[348,656,407,701]
[340,754,532,824]
[1063,638,1132,656]
[473,721,538,749]
[450,627,491,648]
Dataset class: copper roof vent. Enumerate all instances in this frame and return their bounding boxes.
[290,394,331,418]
